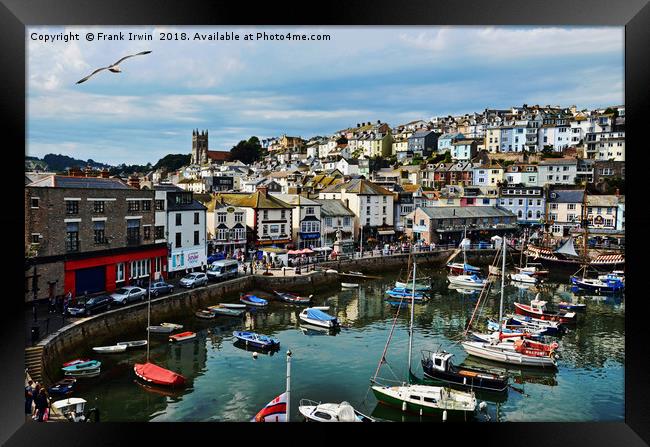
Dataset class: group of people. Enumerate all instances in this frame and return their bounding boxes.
[25,379,50,422]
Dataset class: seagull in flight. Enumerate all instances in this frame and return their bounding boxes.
[76,50,152,84]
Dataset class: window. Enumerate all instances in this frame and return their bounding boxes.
[536,210,541,218]
[606,207,613,214]
[194,230,200,245]
[155,226,165,239]
[155,257,161,275]
[605,218,613,227]
[562,175,569,181]
[382,206,387,215]
[65,222,79,252]
[550,213,558,221]
[518,199,523,205]
[235,212,244,223]
[280,224,287,235]
[93,221,106,244]
[194,212,200,224]
[343,216,351,226]
[325,217,332,227]
[127,219,140,245]
[567,204,576,210]
[518,210,523,218]
[155,200,165,211]
[263,210,269,220]
[128,201,140,212]
[144,226,151,240]
[116,263,125,282]
[263,225,268,236]
[176,213,182,226]
[175,232,182,248]
[306,207,314,215]
[280,210,286,219]
[93,200,105,213]
[142,200,151,211]
[383,196,387,203]
[550,203,558,210]
[270,225,280,234]
[30,198,39,208]
[217,212,226,223]
[65,200,79,215]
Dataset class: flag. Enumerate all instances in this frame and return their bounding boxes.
[252,392,287,422]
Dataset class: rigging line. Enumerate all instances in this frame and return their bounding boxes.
[463,245,501,336]
[372,291,407,381]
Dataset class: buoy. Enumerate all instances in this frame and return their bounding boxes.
[252,352,258,359]
[442,410,447,422]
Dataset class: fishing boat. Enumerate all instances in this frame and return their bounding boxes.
[298,399,374,422]
[299,307,339,329]
[273,291,313,305]
[570,275,624,293]
[232,331,280,349]
[117,340,148,349]
[207,305,246,317]
[371,256,477,417]
[49,398,99,422]
[507,315,565,336]
[598,271,624,282]
[134,362,186,387]
[62,360,102,377]
[341,282,359,288]
[240,294,269,307]
[447,274,486,289]
[169,331,197,342]
[48,378,76,396]
[385,287,427,301]
[195,309,216,319]
[134,276,186,388]
[420,350,508,393]
[557,302,587,311]
[218,303,247,309]
[92,345,128,354]
[461,237,559,368]
[447,262,481,275]
[513,299,577,325]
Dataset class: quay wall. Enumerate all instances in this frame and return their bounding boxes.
[36,248,497,384]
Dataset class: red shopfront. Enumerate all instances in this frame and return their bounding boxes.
[63,246,168,297]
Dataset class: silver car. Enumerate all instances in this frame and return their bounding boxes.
[179,272,208,288]
[110,286,146,305]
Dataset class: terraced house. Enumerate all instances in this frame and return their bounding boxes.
[25,175,167,301]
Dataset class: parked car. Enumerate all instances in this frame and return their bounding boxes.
[67,294,114,317]
[149,281,174,297]
[179,272,208,288]
[110,286,146,305]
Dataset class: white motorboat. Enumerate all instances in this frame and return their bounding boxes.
[299,308,339,328]
[298,399,374,422]
[117,340,148,349]
[50,398,95,422]
[341,283,359,288]
[448,274,486,288]
[461,340,557,368]
[509,272,538,284]
[147,325,174,334]
[92,345,127,354]
[395,280,431,291]
[218,303,247,309]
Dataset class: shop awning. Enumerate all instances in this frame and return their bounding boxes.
[378,230,395,235]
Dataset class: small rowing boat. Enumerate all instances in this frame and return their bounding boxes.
[232,331,280,349]
[116,340,148,349]
[298,399,374,422]
[207,305,246,317]
[299,307,339,329]
[62,359,90,368]
[557,302,587,311]
[148,325,174,334]
[92,345,127,354]
[195,309,216,319]
[62,360,101,377]
[341,283,359,288]
[134,362,186,387]
[273,291,313,305]
[169,331,197,342]
[218,303,247,309]
[48,378,77,396]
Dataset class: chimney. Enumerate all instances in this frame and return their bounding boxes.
[68,166,83,177]
[99,168,110,178]
[127,175,140,189]
[256,185,268,197]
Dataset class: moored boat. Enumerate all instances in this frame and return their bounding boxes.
[240,294,269,307]
[298,399,374,422]
[48,378,77,396]
[169,331,197,342]
[62,360,102,377]
[117,340,148,349]
[62,359,90,368]
[557,302,587,311]
[570,275,624,293]
[161,323,183,330]
[92,345,128,354]
[447,274,486,289]
[232,331,280,349]
[147,325,175,334]
[447,262,481,275]
[514,299,577,325]
[394,280,431,291]
[420,350,508,393]
[207,305,246,317]
[371,383,477,416]
[507,315,565,336]
[385,287,427,301]
[134,362,186,387]
[509,272,538,284]
[273,290,313,305]
[195,309,216,319]
[299,307,339,329]
[341,282,359,288]
[218,303,247,309]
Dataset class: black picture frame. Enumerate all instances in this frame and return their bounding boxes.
[2,0,648,445]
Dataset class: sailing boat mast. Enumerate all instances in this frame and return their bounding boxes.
[147,274,151,361]
[407,257,416,379]
[498,236,506,337]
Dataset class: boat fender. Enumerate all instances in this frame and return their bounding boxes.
[549,350,557,359]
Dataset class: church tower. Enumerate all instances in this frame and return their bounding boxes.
[192,129,209,165]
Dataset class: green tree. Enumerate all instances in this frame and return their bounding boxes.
[443,151,452,163]
[230,136,262,164]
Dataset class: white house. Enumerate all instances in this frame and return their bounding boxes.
[271,193,322,249]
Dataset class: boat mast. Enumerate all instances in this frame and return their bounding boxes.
[147,274,151,361]
[462,225,468,266]
[286,350,291,422]
[407,258,416,379]
[498,235,506,337]
[582,187,589,278]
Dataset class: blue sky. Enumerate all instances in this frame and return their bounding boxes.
[27,26,624,165]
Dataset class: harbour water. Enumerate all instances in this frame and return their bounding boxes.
[67,267,624,422]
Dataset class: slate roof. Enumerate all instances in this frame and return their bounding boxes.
[547,189,585,203]
[168,199,208,212]
[417,206,517,219]
[321,178,392,195]
[312,199,355,217]
[213,191,293,209]
[29,175,130,189]
[270,193,320,207]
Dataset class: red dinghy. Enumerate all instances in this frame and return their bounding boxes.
[169,331,196,342]
[62,358,90,367]
[134,362,186,387]
[514,300,577,325]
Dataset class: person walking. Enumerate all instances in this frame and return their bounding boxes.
[34,388,49,422]
[31,383,41,419]
[25,380,34,416]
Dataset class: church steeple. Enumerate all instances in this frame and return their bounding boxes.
[191,129,209,165]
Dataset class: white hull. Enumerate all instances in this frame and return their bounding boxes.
[394,281,430,291]
[341,283,359,288]
[63,368,101,378]
[462,341,556,367]
[372,384,476,413]
[219,303,247,309]
[117,340,147,348]
[299,315,336,328]
[510,273,537,284]
[148,326,174,333]
[448,275,485,288]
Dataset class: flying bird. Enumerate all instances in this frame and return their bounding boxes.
[76,50,152,84]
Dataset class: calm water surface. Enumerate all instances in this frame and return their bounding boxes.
[70,267,625,422]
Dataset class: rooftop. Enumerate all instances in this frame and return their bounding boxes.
[28,175,130,189]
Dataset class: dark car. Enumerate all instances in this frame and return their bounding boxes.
[67,294,114,317]
[149,281,174,297]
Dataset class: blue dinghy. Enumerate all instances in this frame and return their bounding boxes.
[240,294,269,307]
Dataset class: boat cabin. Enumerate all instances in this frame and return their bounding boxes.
[427,351,455,372]
[51,398,87,421]
[529,299,548,312]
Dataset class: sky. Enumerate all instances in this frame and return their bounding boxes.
[27,26,624,166]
